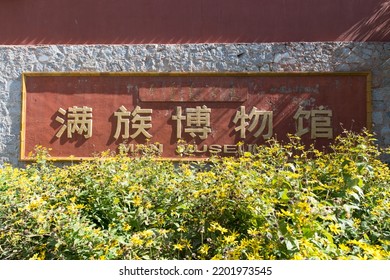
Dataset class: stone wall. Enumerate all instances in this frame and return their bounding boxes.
[0,42,389,166]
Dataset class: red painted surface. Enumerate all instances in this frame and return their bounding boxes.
[0,0,389,44]
[22,73,370,160]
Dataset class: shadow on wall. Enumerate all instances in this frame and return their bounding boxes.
[338,0,390,41]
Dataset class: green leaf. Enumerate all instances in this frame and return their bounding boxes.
[352,185,364,197]
[278,189,289,202]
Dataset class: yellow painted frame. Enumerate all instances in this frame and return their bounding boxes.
[20,71,372,162]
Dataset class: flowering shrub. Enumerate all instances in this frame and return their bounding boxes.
[0,130,389,260]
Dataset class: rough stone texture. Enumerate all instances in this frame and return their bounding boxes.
[0,42,389,166]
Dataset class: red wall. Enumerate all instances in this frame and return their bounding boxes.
[0,0,389,44]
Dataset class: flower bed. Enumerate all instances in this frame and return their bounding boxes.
[0,130,389,260]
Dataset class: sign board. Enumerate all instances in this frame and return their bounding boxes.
[21,72,371,160]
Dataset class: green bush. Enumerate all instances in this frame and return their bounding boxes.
[0,130,389,260]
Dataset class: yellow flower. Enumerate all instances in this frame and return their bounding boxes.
[211,254,223,260]
[293,254,304,260]
[243,152,252,158]
[223,232,239,244]
[173,243,184,251]
[141,230,154,238]
[181,239,192,249]
[145,240,154,247]
[122,223,131,231]
[25,197,44,211]
[339,244,350,253]
[177,226,187,232]
[297,202,311,212]
[30,252,45,260]
[132,196,142,207]
[112,175,121,184]
[329,223,341,235]
[130,235,143,246]
[36,214,45,224]
[145,202,152,209]
[280,209,294,218]
[199,244,210,255]
[209,222,228,234]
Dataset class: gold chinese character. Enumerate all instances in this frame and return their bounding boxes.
[232,106,250,138]
[293,107,311,137]
[113,106,153,140]
[185,105,211,140]
[113,105,131,140]
[130,106,153,139]
[172,106,186,139]
[249,108,273,139]
[55,106,93,139]
[172,105,211,140]
[311,106,333,139]
[293,106,333,139]
[55,108,68,138]
[233,106,273,139]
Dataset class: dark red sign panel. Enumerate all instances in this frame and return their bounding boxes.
[21,73,371,160]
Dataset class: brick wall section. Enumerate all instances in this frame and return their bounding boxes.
[0,42,389,165]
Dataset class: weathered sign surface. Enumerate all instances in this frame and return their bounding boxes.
[21,72,371,160]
